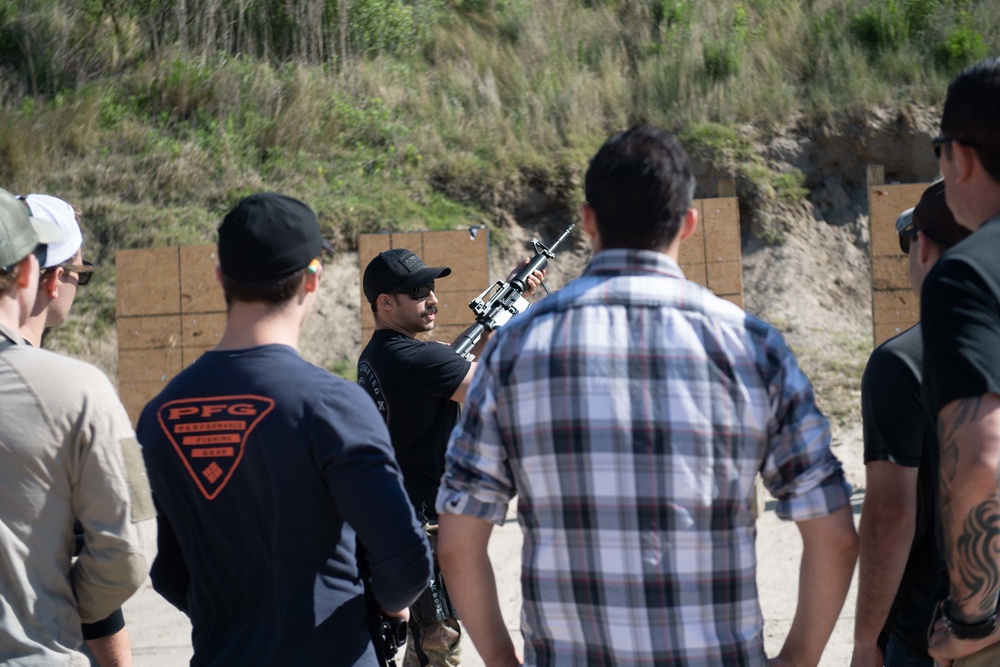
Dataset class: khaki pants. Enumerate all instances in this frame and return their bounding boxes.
[952,640,1000,666]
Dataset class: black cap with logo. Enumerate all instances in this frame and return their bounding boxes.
[218,193,334,283]
[363,248,451,304]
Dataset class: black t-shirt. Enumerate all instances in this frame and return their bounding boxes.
[861,325,945,654]
[357,330,472,518]
[922,215,1000,416]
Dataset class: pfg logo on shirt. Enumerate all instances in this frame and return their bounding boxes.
[357,360,390,425]
[156,396,275,500]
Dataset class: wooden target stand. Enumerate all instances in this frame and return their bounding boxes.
[867,166,933,348]
[113,187,744,428]
[357,186,745,348]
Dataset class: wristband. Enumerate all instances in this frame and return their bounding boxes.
[942,597,998,640]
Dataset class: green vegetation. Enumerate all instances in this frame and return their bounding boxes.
[1,0,997,352]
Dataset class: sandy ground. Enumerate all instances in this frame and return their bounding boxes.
[121,429,866,667]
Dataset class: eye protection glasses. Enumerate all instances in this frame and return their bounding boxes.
[898,224,918,254]
[395,282,434,301]
[57,259,95,286]
[933,135,980,159]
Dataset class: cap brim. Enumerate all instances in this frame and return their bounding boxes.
[321,238,335,255]
[894,208,914,233]
[29,214,64,245]
[399,266,451,288]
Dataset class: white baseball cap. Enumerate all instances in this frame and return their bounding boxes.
[24,194,82,268]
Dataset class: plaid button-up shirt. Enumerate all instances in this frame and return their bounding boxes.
[437,249,851,666]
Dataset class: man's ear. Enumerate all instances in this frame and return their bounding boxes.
[377,293,394,312]
[15,255,35,289]
[42,268,61,298]
[952,141,977,184]
[678,207,698,242]
[215,266,224,288]
[917,231,936,267]
[580,202,598,240]
[303,269,319,294]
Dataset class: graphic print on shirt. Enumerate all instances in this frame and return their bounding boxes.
[156,396,275,500]
[357,360,390,425]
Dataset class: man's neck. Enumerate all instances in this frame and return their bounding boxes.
[19,312,45,347]
[963,182,1000,232]
[216,302,302,351]
[373,320,417,339]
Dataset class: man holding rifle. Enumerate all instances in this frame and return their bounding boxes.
[358,248,544,666]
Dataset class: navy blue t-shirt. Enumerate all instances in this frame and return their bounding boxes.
[138,345,431,666]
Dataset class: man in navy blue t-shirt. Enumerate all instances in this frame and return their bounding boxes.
[138,193,432,666]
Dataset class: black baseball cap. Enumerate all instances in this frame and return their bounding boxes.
[363,248,451,304]
[218,193,334,282]
[912,180,971,248]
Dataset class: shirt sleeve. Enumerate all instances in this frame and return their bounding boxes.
[72,374,158,624]
[921,257,1000,415]
[861,342,924,467]
[80,607,126,641]
[310,382,432,612]
[436,337,516,525]
[409,342,472,400]
[148,497,191,615]
[756,323,853,522]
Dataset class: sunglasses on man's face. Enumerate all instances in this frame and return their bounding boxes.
[396,282,434,301]
[898,224,919,254]
[59,259,95,286]
[932,136,952,160]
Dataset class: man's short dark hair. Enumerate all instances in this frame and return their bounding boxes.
[584,124,696,250]
[221,267,309,307]
[941,56,1000,184]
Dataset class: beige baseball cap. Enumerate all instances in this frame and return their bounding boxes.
[0,189,62,269]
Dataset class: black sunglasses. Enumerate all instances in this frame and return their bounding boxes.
[898,225,940,254]
[32,244,47,267]
[58,259,95,286]
[933,135,978,159]
[395,282,434,301]
[898,224,919,254]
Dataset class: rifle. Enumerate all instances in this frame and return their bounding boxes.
[376,613,408,667]
[452,224,575,360]
[360,540,408,667]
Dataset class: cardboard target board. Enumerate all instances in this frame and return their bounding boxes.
[358,196,744,349]
[868,177,933,347]
[116,245,225,426]
[679,197,744,308]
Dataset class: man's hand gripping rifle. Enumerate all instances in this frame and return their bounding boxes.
[452,224,575,360]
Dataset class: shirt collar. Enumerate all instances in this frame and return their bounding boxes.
[581,248,685,280]
[0,321,25,346]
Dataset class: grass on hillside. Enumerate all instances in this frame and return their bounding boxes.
[0,0,995,349]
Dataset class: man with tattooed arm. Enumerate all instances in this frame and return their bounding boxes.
[923,56,1000,666]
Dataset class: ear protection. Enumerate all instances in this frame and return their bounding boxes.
[307,259,321,274]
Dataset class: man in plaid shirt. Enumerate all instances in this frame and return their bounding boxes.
[435,125,858,666]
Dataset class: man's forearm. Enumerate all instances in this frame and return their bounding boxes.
[853,461,919,651]
[779,505,859,667]
[937,396,1000,622]
[854,502,915,645]
[437,514,519,667]
[85,627,134,667]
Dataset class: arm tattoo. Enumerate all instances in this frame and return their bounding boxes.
[955,497,1000,615]
[938,398,982,572]
[937,396,1000,614]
